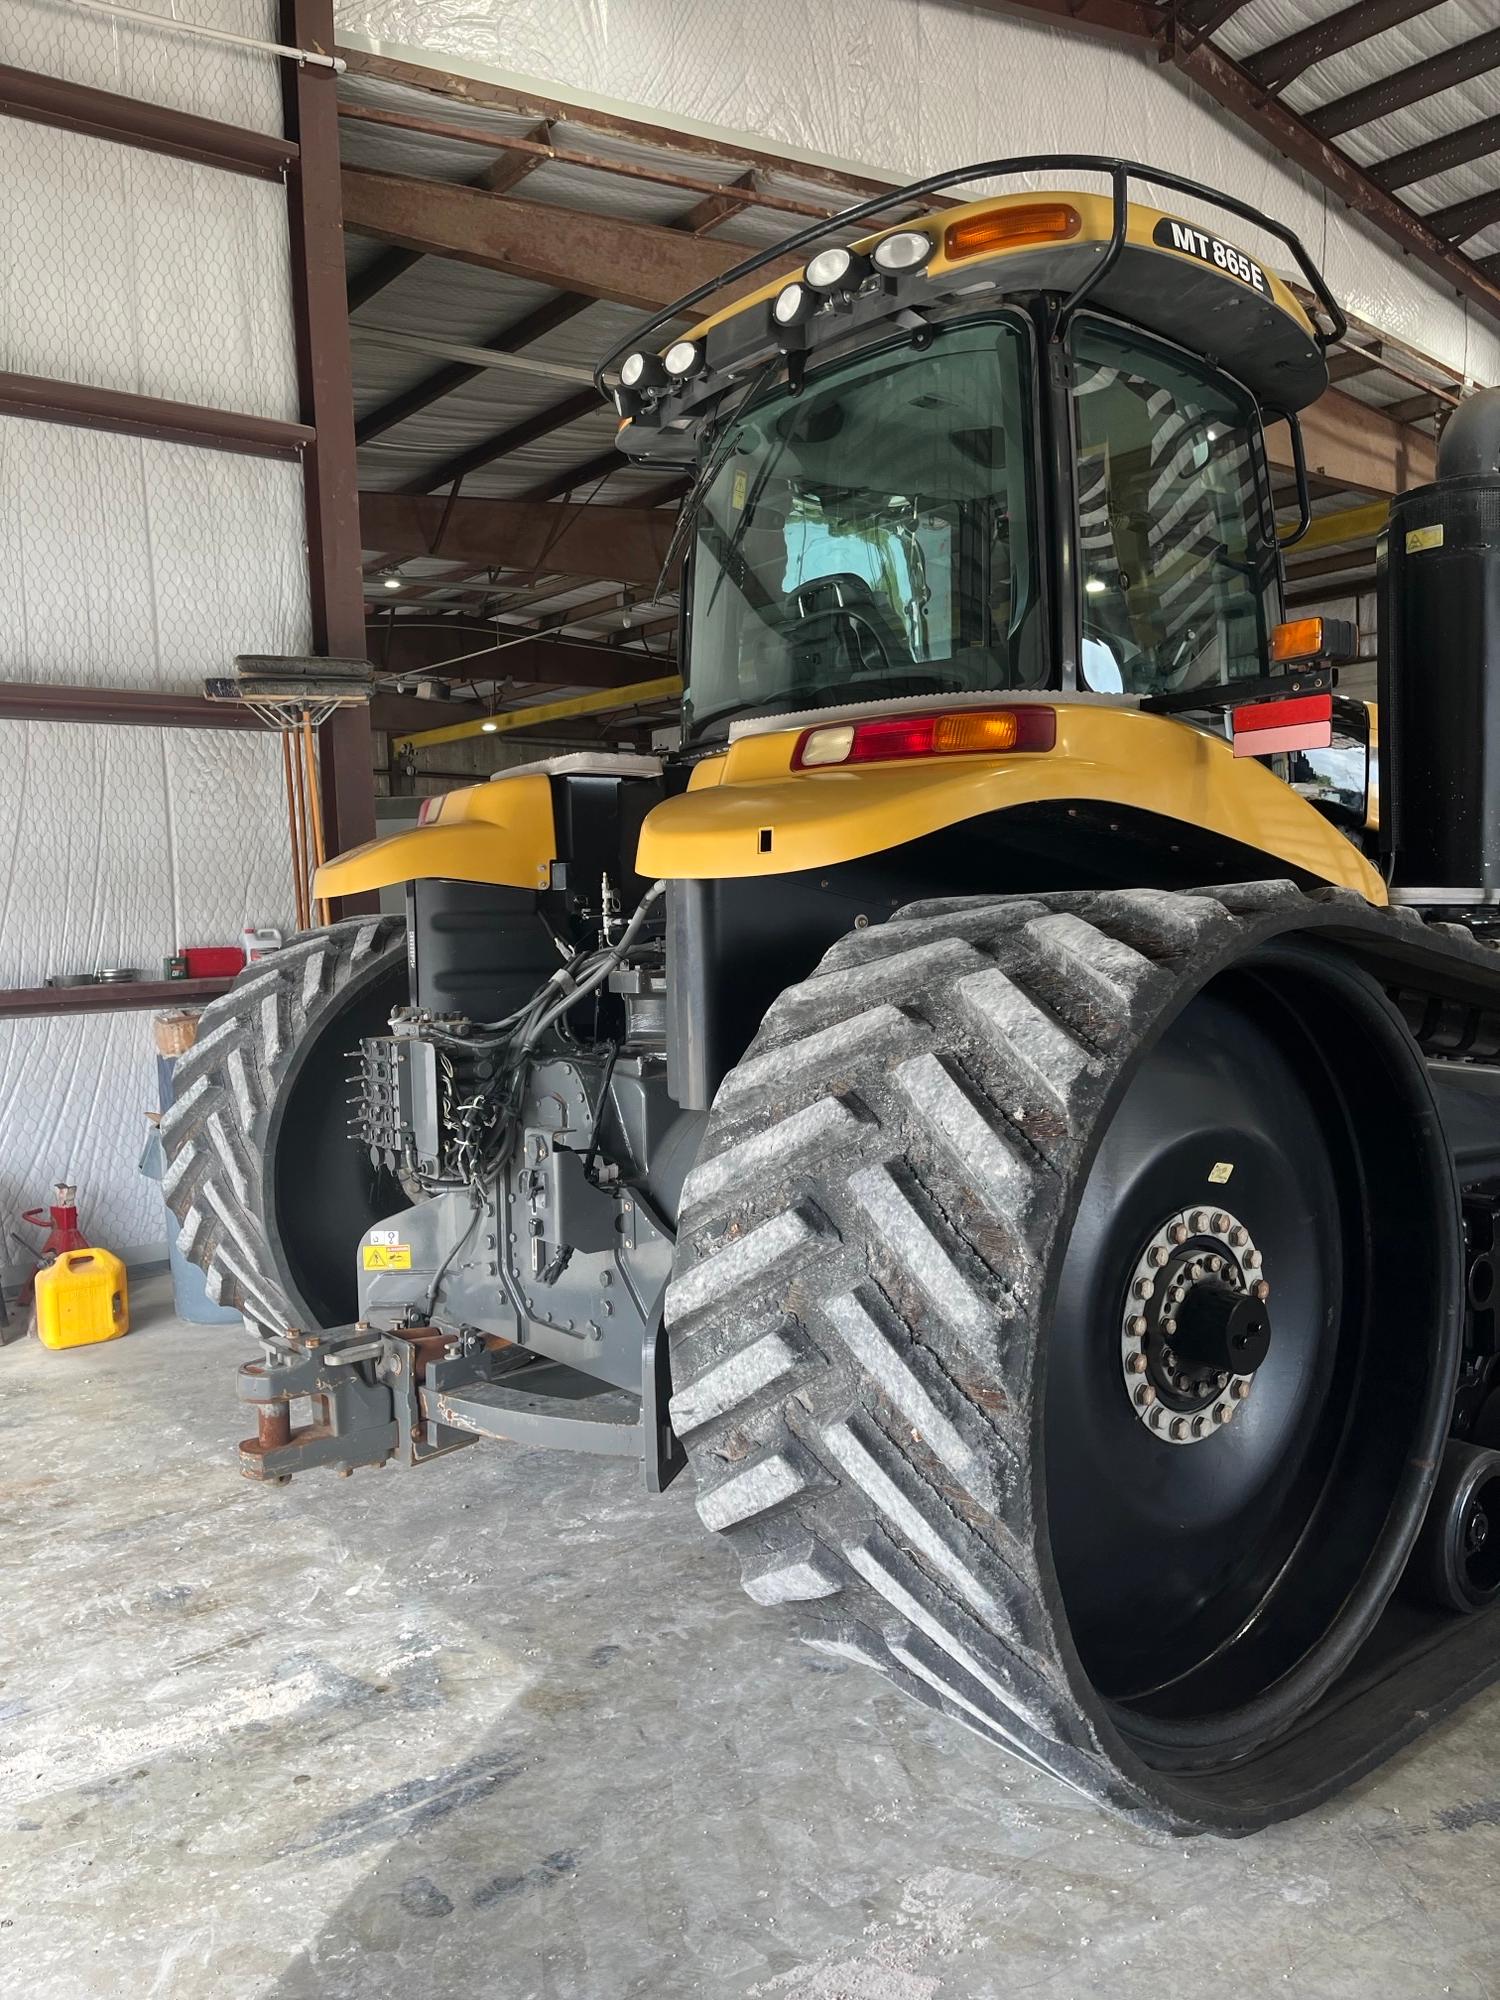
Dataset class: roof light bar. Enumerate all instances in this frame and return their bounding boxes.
[792,706,1057,770]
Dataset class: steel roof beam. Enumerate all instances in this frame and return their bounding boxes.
[357,179,764,474]
[1367,112,1500,192]
[347,123,555,313]
[340,167,777,311]
[1265,386,1437,496]
[1308,26,1500,140]
[969,0,1500,326]
[355,293,593,447]
[1244,0,1444,94]
[365,626,672,686]
[1426,187,1500,248]
[360,491,679,587]
[1382,389,1452,422]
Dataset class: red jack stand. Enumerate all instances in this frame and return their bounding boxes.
[17,1183,89,1307]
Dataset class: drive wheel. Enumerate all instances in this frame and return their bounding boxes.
[666,885,1461,1830]
[159,918,408,1334]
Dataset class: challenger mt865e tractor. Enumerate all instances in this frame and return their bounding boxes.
[163,160,1500,1833]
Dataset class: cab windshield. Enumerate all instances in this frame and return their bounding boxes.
[684,318,1041,741]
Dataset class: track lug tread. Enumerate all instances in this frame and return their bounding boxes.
[158,917,406,1333]
[670,876,1454,1831]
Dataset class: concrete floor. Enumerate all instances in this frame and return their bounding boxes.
[6,1277,1500,2000]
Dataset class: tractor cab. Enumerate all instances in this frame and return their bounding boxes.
[606,166,1352,766]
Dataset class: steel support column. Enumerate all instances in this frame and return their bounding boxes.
[282,0,377,906]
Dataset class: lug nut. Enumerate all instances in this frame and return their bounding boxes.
[1169,1223,1189,1245]
[1232,1379,1251,1400]
[1127,1352,1147,1374]
[1170,1417,1188,1440]
[1128,1314,1148,1338]
[1162,1316,1177,1337]
[1211,1212,1229,1233]
[1133,1278,1155,1300]
[1229,1225,1248,1247]
[1190,1210,1209,1232]
[1243,1249,1262,1270]
[1191,1415,1209,1438]
[1135,1384,1157,1408]
[1149,1245,1170,1268]
[1252,1279,1270,1300]
[1215,1404,1234,1424]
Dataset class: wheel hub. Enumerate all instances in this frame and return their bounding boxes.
[1119,1207,1272,1445]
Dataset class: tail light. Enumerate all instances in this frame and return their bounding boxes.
[792,706,1056,770]
[1232,693,1332,758]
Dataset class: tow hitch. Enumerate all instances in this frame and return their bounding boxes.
[235,1318,683,1490]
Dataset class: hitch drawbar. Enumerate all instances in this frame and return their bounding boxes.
[235,1321,685,1490]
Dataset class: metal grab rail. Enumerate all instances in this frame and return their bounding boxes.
[592,153,1347,393]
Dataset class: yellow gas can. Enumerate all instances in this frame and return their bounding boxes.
[34,1248,129,1350]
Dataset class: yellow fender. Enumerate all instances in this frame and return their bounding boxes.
[314,772,557,899]
[637,704,1385,903]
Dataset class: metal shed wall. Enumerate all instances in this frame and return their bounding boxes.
[0,1,303,1268]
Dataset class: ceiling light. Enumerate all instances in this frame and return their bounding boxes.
[1085,577,1108,595]
[481,721,499,733]
[664,339,703,378]
[872,230,934,274]
[379,565,403,591]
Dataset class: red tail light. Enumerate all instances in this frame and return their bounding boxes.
[1231,693,1332,759]
[792,706,1056,770]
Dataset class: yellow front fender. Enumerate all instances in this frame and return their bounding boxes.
[314,772,557,899]
[636,703,1385,904]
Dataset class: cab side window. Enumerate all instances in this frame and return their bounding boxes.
[1070,321,1274,697]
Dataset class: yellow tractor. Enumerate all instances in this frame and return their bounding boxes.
[163,159,1500,1833]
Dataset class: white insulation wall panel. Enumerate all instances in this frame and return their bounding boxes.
[1,0,286,136]
[0,719,296,1257]
[0,1011,170,1264]
[335,1,1500,385]
[0,118,299,419]
[0,419,311,692]
[0,3,307,1264]
[0,722,296,987]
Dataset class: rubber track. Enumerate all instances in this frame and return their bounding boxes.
[158,917,404,1333]
[664,880,1465,1831]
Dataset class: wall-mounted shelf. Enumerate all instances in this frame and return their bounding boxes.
[0,978,234,1020]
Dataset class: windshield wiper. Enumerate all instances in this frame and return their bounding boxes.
[650,357,780,605]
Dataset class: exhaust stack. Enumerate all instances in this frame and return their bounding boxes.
[1381,386,1500,904]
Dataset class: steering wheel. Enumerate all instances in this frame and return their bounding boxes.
[786,572,899,678]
